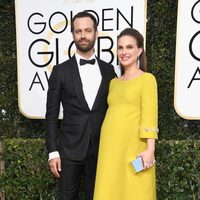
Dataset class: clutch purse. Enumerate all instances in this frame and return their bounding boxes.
[131,156,144,173]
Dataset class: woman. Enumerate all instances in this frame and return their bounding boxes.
[93,28,158,200]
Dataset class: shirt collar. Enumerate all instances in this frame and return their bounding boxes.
[75,53,96,64]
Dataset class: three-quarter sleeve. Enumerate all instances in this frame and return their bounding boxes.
[140,74,158,139]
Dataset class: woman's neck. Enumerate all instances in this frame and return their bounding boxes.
[121,66,143,80]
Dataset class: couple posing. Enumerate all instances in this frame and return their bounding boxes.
[46,11,158,200]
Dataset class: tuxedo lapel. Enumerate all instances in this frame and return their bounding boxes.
[70,56,90,111]
[92,58,108,111]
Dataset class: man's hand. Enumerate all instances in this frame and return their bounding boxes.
[49,157,61,178]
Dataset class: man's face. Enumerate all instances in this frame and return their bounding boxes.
[72,17,98,53]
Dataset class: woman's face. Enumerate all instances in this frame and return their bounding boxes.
[117,35,142,68]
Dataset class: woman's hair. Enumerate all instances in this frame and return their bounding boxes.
[118,28,147,72]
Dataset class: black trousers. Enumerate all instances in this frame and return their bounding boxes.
[58,143,97,200]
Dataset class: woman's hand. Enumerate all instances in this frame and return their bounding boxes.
[139,149,156,170]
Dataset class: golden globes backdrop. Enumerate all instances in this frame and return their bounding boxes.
[175,0,200,119]
[15,0,147,119]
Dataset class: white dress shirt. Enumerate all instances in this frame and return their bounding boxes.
[48,53,102,160]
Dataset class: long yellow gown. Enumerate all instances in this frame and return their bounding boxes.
[93,73,158,200]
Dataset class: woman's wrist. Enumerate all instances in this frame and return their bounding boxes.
[147,147,155,153]
[147,138,156,153]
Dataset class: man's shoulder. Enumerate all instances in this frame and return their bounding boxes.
[54,56,76,71]
[96,57,112,67]
[97,58,115,75]
[97,58,114,70]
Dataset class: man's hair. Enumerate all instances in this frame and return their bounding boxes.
[71,11,98,32]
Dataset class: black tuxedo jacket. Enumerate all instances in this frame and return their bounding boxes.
[45,55,116,160]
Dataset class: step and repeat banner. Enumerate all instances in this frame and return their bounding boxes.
[175,0,200,119]
[15,0,147,119]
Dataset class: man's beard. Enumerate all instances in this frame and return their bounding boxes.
[74,38,95,53]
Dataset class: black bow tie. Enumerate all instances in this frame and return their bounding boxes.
[80,58,96,66]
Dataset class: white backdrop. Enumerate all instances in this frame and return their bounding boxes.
[15,0,147,118]
[175,0,200,119]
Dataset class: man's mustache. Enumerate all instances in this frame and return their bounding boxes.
[78,39,90,42]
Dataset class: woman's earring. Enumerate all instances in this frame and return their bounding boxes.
[137,56,140,68]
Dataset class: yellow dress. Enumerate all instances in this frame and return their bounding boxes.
[93,73,158,200]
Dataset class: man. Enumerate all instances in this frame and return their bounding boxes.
[45,11,116,200]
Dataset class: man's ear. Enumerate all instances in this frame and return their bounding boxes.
[72,32,75,40]
[95,31,99,39]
